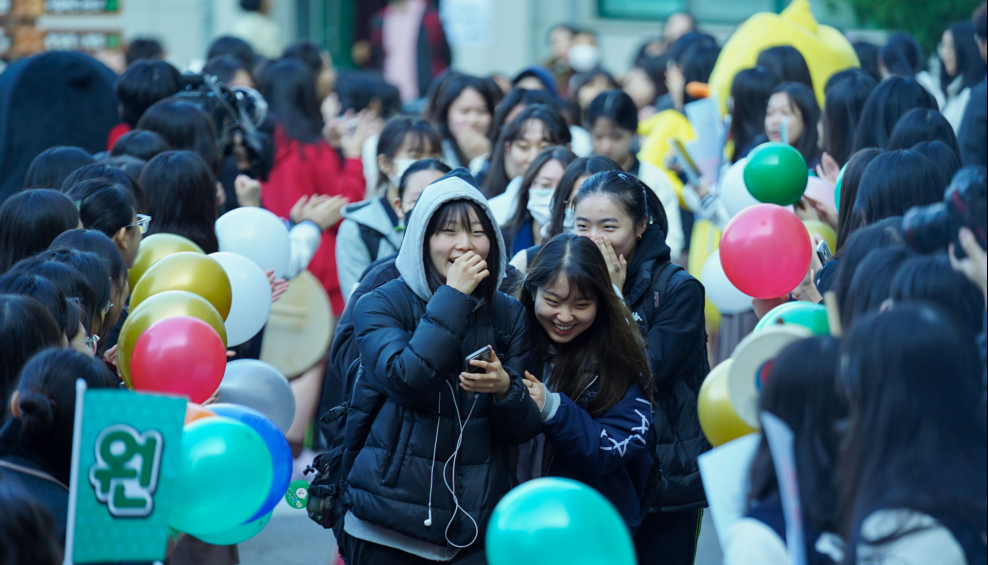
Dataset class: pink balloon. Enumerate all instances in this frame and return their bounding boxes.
[720,204,812,299]
[805,177,837,214]
[131,316,227,403]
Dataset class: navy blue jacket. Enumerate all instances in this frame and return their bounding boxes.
[344,282,541,549]
[543,379,654,534]
[622,225,710,511]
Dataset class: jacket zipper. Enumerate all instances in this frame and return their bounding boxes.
[543,374,598,475]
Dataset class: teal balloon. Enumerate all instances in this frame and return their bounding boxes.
[743,143,809,206]
[169,417,274,536]
[755,301,830,335]
[195,512,272,545]
[486,478,635,565]
[834,163,847,209]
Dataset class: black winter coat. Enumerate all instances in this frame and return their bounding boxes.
[622,226,710,511]
[344,282,541,549]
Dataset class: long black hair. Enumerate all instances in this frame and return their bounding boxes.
[0,296,64,418]
[547,156,621,240]
[822,69,877,166]
[422,199,501,306]
[853,41,882,82]
[838,305,986,563]
[488,87,559,144]
[880,33,923,77]
[137,98,221,175]
[853,149,944,225]
[260,58,323,145]
[729,66,779,163]
[940,20,987,91]
[835,148,882,253]
[504,147,578,247]
[573,170,669,238]
[110,129,171,162]
[140,151,220,253]
[23,146,96,190]
[518,234,653,415]
[29,249,111,335]
[427,73,496,167]
[887,108,960,159]
[50,229,128,296]
[851,76,938,152]
[909,140,961,192]
[6,260,98,334]
[0,481,61,565]
[482,104,572,199]
[0,190,79,275]
[840,245,914,329]
[747,336,845,536]
[771,82,820,164]
[889,254,985,338]
[756,45,814,92]
[0,274,69,338]
[63,179,137,240]
[114,59,182,128]
[833,218,905,328]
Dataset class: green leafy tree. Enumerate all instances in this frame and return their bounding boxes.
[837,0,979,55]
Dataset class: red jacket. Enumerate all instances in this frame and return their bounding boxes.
[262,127,365,315]
[106,123,131,152]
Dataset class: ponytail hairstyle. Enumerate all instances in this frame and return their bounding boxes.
[546,156,621,240]
[572,169,669,237]
[0,295,64,419]
[482,104,572,199]
[584,89,638,134]
[64,179,138,241]
[518,234,654,416]
[13,348,117,440]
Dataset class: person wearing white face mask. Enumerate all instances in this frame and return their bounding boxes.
[336,117,443,301]
[501,147,577,260]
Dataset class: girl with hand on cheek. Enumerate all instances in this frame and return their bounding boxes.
[572,170,709,565]
[517,234,655,534]
[344,170,541,564]
[430,74,495,169]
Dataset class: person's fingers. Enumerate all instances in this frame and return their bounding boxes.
[619,254,627,269]
[959,227,983,257]
[524,371,541,384]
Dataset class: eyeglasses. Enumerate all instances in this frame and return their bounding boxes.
[128,214,152,234]
[72,334,100,354]
[103,301,113,317]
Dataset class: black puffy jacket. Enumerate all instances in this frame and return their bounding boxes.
[344,282,541,549]
[623,225,710,511]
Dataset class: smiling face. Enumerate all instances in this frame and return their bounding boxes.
[428,204,491,282]
[505,120,551,179]
[448,88,492,137]
[535,273,598,344]
[765,92,805,146]
[573,193,644,262]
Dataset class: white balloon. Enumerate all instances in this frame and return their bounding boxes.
[215,208,291,278]
[209,252,273,347]
[720,158,760,219]
[701,250,753,315]
[218,360,295,434]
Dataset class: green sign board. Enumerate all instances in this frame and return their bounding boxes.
[69,387,185,564]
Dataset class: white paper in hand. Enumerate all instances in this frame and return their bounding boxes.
[698,433,760,553]
[761,411,807,565]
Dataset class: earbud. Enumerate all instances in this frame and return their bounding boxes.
[424,518,433,527]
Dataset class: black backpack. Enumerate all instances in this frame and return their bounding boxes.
[358,224,386,263]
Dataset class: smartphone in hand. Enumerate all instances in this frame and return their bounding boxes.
[816,239,833,265]
[465,346,492,374]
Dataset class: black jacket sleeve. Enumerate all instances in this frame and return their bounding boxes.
[487,297,542,446]
[644,276,706,390]
[958,79,987,168]
[355,284,477,407]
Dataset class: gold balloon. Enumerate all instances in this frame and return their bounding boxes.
[129,234,204,290]
[698,360,758,447]
[117,290,227,388]
[803,220,837,255]
[131,252,233,320]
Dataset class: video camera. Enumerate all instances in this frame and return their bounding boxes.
[175,73,272,178]
[902,166,987,258]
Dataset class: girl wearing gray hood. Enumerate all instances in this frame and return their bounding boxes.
[340,169,542,564]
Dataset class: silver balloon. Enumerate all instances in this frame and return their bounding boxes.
[217,360,296,434]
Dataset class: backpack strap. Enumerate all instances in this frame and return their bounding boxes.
[0,459,69,491]
[358,224,386,263]
[643,260,684,325]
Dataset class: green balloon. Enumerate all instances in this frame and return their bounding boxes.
[169,418,273,536]
[755,301,830,336]
[486,478,635,565]
[834,163,847,209]
[194,512,272,545]
[743,143,809,206]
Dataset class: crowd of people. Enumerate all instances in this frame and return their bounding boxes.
[0,0,987,564]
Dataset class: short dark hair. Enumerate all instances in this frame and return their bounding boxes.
[375,117,443,192]
[0,190,79,275]
[397,159,452,202]
[240,0,263,11]
[854,149,944,224]
[63,180,137,240]
[207,36,256,69]
[60,163,142,209]
[140,151,220,253]
[49,229,127,290]
[111,129,171,162]
[281,41,324,74]
[23,146,96,190]
[887,108,960,159]
[202,55,254,87]
[0,274,69,337]
[584,89,638,133]
[126,38,165,66]
[114,59,182,128]
[137,99,220,175]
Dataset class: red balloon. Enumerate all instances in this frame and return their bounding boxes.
[720,204,812,299]
[130,316,227,403]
